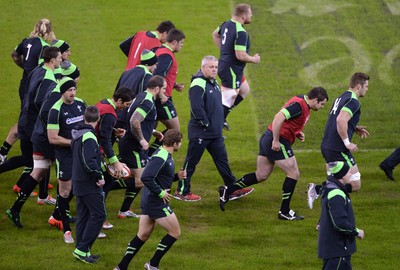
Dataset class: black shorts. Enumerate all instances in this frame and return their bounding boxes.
[33,141,55,160]
[258,130,294,161]
[217,62,244,89]
[321,148,356,167]
[141,203,174,220]
[55,149,73,181]
[118,147,148,169]
[155,98,178,120]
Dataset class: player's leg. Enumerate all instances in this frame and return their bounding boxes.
[275,156,303,220]
[147,213,180,268]
[31,155,54,205]
[58,179,73,241]
[77,193,106,253]
[0,123,19,164]
[231,77,249,111]
[349,164,361,192]
[119,167,143,218]
[149,99,179,155]
[379,146,400,180]
[174,138,207,200]
[116,215,155,270]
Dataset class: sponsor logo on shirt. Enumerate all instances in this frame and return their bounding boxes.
[66,115,83,125]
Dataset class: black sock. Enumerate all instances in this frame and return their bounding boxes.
[223,105,231,120]
[66,192,74,220]
[57,195,71,232]
[0,156,25,173]
[149,234,177,267]
[315,184,322,195]
[11,174,38,213]
[232,94,244,108]
[52,185,61,219]
[15,166,33,188]
[227,172,258,195]
[120,187,141,212]
[118,235,146,270]
[38,172,50,199]
[0,141,12,156]
[280,177,297,214]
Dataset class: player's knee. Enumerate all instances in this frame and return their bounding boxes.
[288,170,300,180]
[169,228,181,239]
[138,232,151,242]
[255,171,268,182]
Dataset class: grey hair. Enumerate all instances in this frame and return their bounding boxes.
[201,55,218,66]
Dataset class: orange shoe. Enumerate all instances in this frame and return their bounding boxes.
[48,183,54,189]
[12,184,20,193]
[48,215,64,231]
[12,185,38,197]
[229,187,254,201]
[173,191,201,202]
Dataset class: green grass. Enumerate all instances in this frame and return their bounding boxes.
[1,0,400,269]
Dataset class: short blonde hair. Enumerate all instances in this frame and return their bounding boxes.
[234,3,251,16]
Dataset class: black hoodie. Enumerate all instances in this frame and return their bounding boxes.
[71,122,105,196]
[318,176,360,259]
[188,69,224,139]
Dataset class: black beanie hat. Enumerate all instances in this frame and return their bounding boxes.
[52,39,70,53]
[59,77,76,94]
[140,50,158,66]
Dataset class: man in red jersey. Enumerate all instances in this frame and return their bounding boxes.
[120,20,175,71]
[148,29,185,154]
[219,87,328,221]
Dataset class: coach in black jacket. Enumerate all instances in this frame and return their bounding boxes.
[71,106,106,264]
[318,161,365,270]
[174,55,237,201]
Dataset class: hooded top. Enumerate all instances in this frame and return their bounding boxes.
[187,69,224,139]
[318,176,360,259]
[71,122,105,196]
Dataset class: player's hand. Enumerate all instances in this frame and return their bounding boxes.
[153,130,164,141]
[297,132,305,142]
[112,161,124,178]
[162,189,172,203]
[96,179,105,187]
[140,139,149,150]
[252,53,261,64]
[357,229,365,239]
[174,83,184,92]
[355,126,369,139]
[114,128,126,138]
[178,169,187,180]
[271,140,281,151]
[346,142,358,152]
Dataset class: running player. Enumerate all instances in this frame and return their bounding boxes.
[219,87,328,221]
[116,76,166,218]
[119,20,175,70]
[114,129,185,270]
[149,29,185,154]
[307,73,370,210]
[212,3,260,130]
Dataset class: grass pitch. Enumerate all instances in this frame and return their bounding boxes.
[0,0,400,269]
